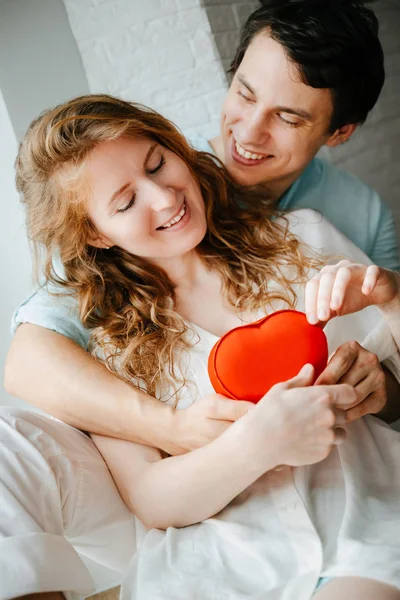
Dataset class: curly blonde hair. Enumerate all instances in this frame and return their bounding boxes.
[16,94,319,401]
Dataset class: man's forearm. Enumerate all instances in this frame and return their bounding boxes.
[377,365,400,424]
[4,324,175,449]
[376,297,400,423]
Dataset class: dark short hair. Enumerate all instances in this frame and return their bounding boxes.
[230,0,385,132]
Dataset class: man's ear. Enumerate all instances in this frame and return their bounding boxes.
[325,123,358,148]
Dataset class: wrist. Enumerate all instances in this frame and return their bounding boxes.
[378,294,400,314]
[145,402,179,455]
[229,415,280,475]
[119,386,179,452]
[162,406,189,455]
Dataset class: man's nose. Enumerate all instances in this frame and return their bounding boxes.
[240,110,271,147]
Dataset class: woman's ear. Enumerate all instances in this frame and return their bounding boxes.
[325,123,358,148]
[87,233,113,249]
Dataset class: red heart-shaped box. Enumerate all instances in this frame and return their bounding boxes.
[208,310,328,403]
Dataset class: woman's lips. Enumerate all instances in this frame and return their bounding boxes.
[158,201,186,229]
[157,200,190,233]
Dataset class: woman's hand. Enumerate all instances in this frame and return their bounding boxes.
[305,260,400,325]
[172,394,255,454]
[243,364,356,469]
[304,260,400,424]
[314,341,387,423]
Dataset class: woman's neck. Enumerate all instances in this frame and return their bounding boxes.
[151,250,208,290]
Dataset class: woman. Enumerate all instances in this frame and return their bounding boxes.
[6,94,400,600]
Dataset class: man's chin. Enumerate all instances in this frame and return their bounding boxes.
[226,163,272,187]
[224,154,275,186]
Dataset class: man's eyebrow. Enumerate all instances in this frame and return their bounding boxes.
[237,74,256,96]
[277,106,312,120]
[109,142,158,205]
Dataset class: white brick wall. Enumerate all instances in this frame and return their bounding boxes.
[63,0,228,138]
[203,0,259,72]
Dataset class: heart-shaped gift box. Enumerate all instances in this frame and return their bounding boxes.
[208,310,328,403]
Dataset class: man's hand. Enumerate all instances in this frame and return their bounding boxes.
[315,340,387,422]
[170,394,255,455]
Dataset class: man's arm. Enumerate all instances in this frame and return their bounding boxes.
[5,324,174,445]
[4,325,253,455]
[376,365,400,424]
[377,290,400,422]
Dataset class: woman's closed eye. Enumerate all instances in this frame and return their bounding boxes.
[117,156,166,213]
[148,155,165,175]
[117,194,135,213]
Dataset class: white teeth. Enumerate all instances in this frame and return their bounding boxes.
[160,202,186,229]
[235,142,266,160]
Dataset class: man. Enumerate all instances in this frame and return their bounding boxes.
[5,0,400,451]
[195,0,399,270]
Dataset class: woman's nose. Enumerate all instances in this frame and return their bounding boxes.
[148,183,176,212]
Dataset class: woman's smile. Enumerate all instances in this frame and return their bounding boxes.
[157,200,188,231]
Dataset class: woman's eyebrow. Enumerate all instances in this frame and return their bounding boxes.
[109,182,130,206]
[144,142,158,165]
[108,143,158,206]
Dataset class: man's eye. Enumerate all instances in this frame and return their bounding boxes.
[148,155,165,175]
[278,114,298,127]
[237,90,252,103]
[117,195,135,213]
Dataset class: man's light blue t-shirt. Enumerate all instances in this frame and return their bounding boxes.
[12,135,400,349]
